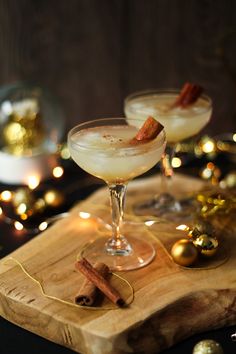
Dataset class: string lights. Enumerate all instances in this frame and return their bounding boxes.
[0,145,68,233]
[0,131,235,236]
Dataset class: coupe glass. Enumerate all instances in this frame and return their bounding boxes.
[124,89,212,218]
[68,118,166,271]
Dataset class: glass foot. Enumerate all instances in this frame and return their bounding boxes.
[80,235,156,271]
[133,193,197,221]
[105,236,132,256]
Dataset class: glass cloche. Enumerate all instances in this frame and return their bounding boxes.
[0,82,65,184]
[0,82,65,156]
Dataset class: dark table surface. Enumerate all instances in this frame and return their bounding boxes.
[0,155,235,354]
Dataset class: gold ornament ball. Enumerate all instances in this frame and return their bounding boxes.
[171,239,198,266]
[193,234,218,257]
[192,339,224,354]
[190,220,214,238]
[44,190,64,208]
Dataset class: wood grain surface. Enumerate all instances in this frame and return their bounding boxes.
[0,174,235,354]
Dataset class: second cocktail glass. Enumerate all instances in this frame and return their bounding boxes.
[124,89,212,218]
[68,118,166,271]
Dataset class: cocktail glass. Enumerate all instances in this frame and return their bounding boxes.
[124,89,212,218]
[68,118,166,271]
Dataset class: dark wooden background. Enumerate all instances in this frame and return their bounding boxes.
[0,0,235,136]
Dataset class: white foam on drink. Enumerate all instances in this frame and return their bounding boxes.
[125,94,211,143]
[71,125,138,150]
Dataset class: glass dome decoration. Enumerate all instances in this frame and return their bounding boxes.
[0,82,65,185]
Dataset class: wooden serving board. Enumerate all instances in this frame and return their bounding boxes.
[0,174,235,354]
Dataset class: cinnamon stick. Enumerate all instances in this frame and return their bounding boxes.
[75,262,109,306]
[130,116,164,144]
[75,258,125,307]
[173,82,203,108]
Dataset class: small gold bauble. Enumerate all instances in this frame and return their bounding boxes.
[192,339,224,354]
[193,234,218,257]
[171,239,198,266]
[200,248,218,257]
[188,220,214,240]
[44,190,64,208]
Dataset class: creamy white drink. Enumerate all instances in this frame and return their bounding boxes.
[124,89,212,219]
[125,93,212,143]
[68,124,165,183]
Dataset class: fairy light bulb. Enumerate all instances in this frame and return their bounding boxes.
[200,162,221,185]
[60,145,70,159]
[14,221,24,231]
[52,166,64,178]
[27,175,40,190]
[17,203,27,214]
[171,157,182,168]
[38,221,48,231]
[20,213,28,221]
[201,167,213,179]
[1,190,12,201]
[202,140,215,153]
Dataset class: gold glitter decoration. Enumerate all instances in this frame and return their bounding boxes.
[195,136,217,158]
[2,98,45,155]
[192,339,224,354]
[196,191,236,218]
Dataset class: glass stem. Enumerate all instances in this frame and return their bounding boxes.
[160,144,176,195]
[105,183,132,256]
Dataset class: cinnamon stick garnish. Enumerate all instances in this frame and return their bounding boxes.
[130,116,164,144]
[75,258,125,307]
[75,262,109,306]
[173,82,203,108]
